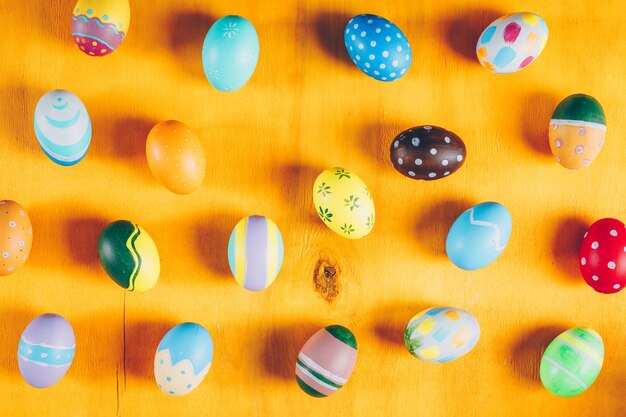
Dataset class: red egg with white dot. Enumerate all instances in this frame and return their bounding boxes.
[579,218,626,294]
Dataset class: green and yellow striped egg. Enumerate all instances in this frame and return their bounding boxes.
[97,220,160,292]
[540,327,604,397]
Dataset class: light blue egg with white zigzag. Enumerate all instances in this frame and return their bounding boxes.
[34,90,92,166]
[446,202,512,270]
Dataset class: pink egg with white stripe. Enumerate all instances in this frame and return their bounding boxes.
[295,325,357,397]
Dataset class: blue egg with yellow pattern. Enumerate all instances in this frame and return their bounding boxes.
[34,90,92,166]
[18,313,76,388]
[227,215,284,291]
[154,322,214,396]
[446,202,512,271]
[404,307,480,363]
[344,14,412,81]
[202,15,260,92]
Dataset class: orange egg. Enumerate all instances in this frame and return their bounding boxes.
[146,121,206,195]
[0,200,33,276]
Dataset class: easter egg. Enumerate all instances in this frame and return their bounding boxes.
[146,121,206,195]
[154,322,214,396]
[227,215,284,291]
[18,314,75,388]
[476,12,548,74]
[390,125,466,180]
[0,200,33,276]
[446,202,512,270]
[579,218,626,294]
[97,220,160,292]
[404,307,480,363]
[202,16,260,92]
[34,90,92,166]
[296,325,357,397]
[313,167,375,239]
[540,327,603,397]
[344,14,412,81]
[549,94,606,169]
[72,0,130,56]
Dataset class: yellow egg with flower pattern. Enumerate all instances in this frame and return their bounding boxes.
[312,167,375,239]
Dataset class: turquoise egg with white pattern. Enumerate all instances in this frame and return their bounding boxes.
[34,90,92,166]
[446,202,512,270]
[154,322,214,396]
[202,15,260,92]
[344,14,412,81]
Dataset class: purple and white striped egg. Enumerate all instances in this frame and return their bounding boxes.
[18,314,76,388]
[227,215,284,291]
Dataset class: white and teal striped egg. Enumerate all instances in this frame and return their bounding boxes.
[34,90,92,166]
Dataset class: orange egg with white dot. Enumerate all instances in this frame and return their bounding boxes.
[146,121,206,195]
[0,200,33,276]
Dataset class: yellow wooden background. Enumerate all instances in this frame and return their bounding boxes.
[1,0,624,416]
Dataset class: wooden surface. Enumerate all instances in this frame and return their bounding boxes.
[1,0,625,416]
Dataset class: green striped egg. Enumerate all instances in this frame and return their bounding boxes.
[540,327,604,397]
[98,220,160,292]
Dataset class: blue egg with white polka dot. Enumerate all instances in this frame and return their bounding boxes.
[344,14,412,81]
[154,322,214,396]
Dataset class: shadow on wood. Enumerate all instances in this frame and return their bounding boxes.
[520,92,558,156]
[313,11,353,66]
[508,325,566,384]
[414,199,471,257]
[195,214,242,279]
[276,163,322,225]
[0,86,42,154]
[65,217,108,267]
[360,122,407,169]
[168,12,216,81]
[260,323,319,379]
[125,319,176,381]
[371,303,429,346]
[113,117,154,160]
[551,217,588,284]
[71,313,124,382]
[441,9,503,61]
[0,307,35,378]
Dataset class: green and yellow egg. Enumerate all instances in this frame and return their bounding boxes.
[97,220,160,292]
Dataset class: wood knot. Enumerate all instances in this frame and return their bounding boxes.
[313,257,341,302]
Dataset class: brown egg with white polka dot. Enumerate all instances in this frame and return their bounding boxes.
[390,125,466,181]
[146,121,207,195]
[0,200,33,276]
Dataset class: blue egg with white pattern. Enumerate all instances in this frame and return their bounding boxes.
[446,202,512,271]
[34,90,92,166]
[154,322,214,396]
[344,14,412,81]
[18,313,76,388]
[202,15,260,92]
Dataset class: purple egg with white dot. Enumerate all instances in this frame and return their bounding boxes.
[344,14,412,81]
[18,314,76,388]
[390,125,466,181]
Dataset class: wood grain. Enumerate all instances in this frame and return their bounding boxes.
[0,0,625,416]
